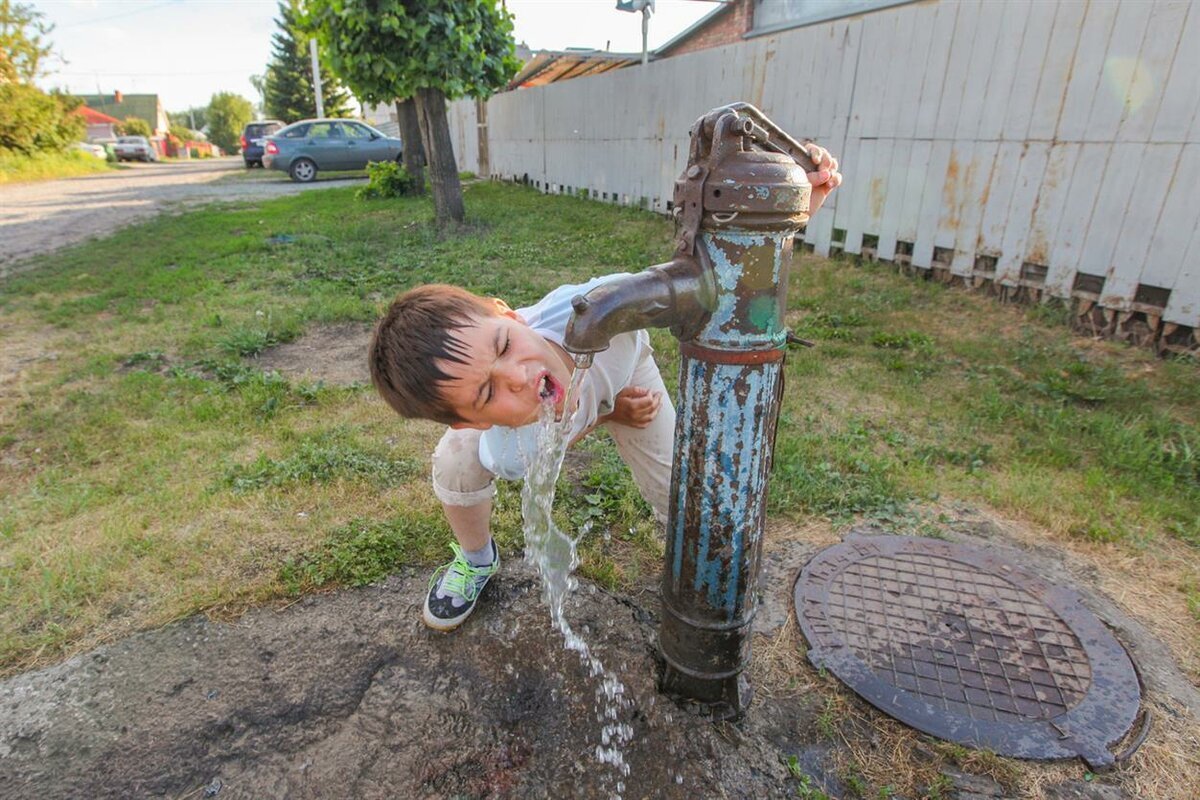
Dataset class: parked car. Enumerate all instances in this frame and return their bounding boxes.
[113,136,158,162]
[71,142,107,159]
[240,119,284,168]
[262,119,402,182]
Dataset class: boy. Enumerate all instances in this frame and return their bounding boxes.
[370,276,673,631]
[368,145,841,632]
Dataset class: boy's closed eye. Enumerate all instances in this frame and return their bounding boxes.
[483,331,511,405]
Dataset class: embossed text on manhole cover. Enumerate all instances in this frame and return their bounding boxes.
[794,536,1144,769]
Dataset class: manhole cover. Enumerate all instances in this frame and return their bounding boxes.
[794,535,1144,769]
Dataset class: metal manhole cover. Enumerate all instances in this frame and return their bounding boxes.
[794,535,1143,768]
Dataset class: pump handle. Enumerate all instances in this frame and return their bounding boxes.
[701,102,817,173]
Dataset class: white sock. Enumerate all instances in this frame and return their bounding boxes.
[464,539,496,567]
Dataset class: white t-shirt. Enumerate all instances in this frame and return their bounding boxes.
[479,274,651,480]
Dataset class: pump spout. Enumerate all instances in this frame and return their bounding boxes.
[564,255,714,355]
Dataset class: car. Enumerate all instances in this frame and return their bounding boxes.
[72,142,108,159]
[262,119,402,182]
[240,119,284,168]
[113,136,158,162]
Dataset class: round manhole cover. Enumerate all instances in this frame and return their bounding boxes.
[794,535,1143,768]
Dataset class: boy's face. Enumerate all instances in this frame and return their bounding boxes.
[437,302,574,430]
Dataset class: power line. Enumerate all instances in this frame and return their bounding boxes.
[55,0,179,29]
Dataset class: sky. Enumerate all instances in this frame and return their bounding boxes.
[33,0,718,113]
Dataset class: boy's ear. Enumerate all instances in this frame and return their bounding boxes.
[491,298,525,323]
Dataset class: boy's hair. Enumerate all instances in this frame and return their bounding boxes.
[369,284,497,425]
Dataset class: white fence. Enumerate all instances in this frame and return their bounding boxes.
[448,0,1200,329]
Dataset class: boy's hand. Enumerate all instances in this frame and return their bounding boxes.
[605,386,663,428]
[805,143,843,215]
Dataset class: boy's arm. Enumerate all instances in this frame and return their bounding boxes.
[569,386,663,446]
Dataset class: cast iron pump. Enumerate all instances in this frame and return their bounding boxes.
[565,102,815,717]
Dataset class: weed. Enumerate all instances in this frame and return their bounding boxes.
[922,774,953,800]
[279,513,447,593]
[224,430,418,492]
[781,755,832,800]
[871,330,933,350]
[816,696,839,740]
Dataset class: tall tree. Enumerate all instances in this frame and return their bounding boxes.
[206,92,254,154]
[169,106,208,133]
[304,0,520,226]
[263,0,351,123]
[0,0,54,84]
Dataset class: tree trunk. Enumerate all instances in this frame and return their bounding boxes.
[414,86,465,226]
[394,98,425,195]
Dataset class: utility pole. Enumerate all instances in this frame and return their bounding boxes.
[310,38,325,118]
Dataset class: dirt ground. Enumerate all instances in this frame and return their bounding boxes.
[0,158,362,277]
[1,326,1197,800]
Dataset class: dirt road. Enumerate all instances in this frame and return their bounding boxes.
[0,157,360,277]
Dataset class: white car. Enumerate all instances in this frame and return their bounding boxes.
[114,136,158,162]
[72,142,107,159]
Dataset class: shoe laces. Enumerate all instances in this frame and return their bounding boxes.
[431,542,495,602]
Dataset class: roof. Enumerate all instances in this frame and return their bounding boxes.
[77,94,162,129]
[655,1,737,56]
[508,50,643,89]
[77,106,120,125]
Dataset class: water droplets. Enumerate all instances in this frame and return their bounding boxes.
[520,368,633,798]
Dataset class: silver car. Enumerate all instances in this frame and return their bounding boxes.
[114,136,158,162]
[262,119,402,182]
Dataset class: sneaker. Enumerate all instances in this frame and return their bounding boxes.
[422,541,500,631]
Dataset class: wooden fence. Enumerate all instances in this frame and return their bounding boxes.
[447,0,1200,345]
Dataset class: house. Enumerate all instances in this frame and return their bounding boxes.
[657,0,915,58]
[77,91,170,137]
[77,106,120,142]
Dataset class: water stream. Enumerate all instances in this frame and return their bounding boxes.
[519,364,633,798]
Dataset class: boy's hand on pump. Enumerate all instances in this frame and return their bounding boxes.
[605,386,663,428]
[804,143,842,215]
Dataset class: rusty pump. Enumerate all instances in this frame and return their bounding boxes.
[564,103,815,717]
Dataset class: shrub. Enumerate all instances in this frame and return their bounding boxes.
[117,117,152,137]
[0,84,85,155]
[356,160,417,200]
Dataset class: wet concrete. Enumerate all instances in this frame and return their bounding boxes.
[0,561,804,800]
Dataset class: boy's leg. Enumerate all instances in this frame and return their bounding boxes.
[427,428,502,630]
[605,347,676,524]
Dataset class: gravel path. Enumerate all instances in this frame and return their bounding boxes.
[0,157,361,278]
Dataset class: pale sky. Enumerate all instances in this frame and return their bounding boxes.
[34,0,718,113]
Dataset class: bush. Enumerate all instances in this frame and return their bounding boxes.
[356,160,417,200]
[118,117,152,137]
[0,84,85,155]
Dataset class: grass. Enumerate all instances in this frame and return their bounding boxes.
[0,148,116,184]
[1,179,1199,686]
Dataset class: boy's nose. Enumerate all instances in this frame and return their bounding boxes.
[499,362,528,392]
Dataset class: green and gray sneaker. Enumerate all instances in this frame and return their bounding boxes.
[422,541,500,631]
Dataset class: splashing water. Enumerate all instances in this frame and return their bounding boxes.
[520,366,634,797]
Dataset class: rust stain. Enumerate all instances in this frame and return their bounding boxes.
[869,177,886,220]
[942,152,961,229]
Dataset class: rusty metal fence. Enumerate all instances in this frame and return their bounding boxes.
[447,0,1200,349]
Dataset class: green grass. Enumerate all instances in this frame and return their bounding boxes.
[1,179,1198,676]
[0,149,116,183]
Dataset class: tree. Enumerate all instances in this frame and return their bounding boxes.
[0,84,82,153]
[304,0,520,225]
[118,116,152,137]
[169,106,208,133]
[0,0,55,84]
[206,92,254,153]
[262,0,351,123]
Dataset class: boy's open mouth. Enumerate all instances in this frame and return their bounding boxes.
[538,372,562,404]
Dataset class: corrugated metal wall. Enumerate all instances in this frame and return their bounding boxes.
[448,0,1200,330]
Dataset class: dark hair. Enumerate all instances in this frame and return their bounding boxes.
[369,284,496,425]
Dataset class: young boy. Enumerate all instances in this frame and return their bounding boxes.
[370,275,673,630]
[369,145,841,632]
